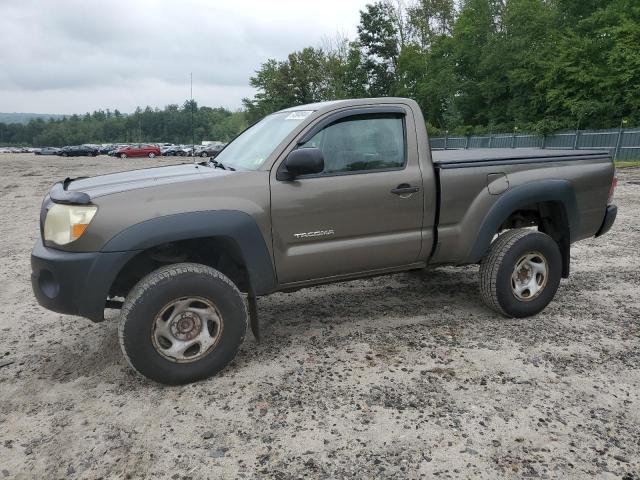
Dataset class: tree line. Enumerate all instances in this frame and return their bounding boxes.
[2,0,638,146]
[0,102,247,147]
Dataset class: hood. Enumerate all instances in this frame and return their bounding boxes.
[66,163,232,199]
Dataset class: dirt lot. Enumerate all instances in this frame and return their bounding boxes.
[0,153,639,479]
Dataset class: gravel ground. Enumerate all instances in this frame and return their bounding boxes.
[1,153,639,480]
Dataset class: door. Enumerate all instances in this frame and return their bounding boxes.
[270,109,424,285]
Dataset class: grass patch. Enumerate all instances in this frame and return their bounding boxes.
[615,161,640,168]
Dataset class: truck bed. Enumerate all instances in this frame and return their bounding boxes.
[432,148,610,168]
[430,147,614,266]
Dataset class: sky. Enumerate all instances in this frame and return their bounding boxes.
[0,0,370,114]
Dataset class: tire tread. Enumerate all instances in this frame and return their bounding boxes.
[117,263,247,381]
[479,229,535,317]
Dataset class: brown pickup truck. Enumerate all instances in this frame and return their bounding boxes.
[31,97,618,384]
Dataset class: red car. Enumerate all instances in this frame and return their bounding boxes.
[115,144,161,158]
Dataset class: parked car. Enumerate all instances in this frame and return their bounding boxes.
[98,144,116,155]
[114,144,161,158]
[176,145,194,156]
[161,145,180,156]
[58,145,99,157]
[106,144,128,156]
[196,144,226,158]
[35,147,61,155]
[31,97,617,385]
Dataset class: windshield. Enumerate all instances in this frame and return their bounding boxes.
[213,111,313,170]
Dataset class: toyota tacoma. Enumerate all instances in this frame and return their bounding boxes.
[31,98,618,384]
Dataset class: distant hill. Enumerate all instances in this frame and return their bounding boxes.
[0,112,67,124]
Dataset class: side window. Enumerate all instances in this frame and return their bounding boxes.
[299,113,405,174]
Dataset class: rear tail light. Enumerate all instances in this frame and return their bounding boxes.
[608,174,617,205]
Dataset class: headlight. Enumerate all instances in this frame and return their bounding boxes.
[44,204,98,245]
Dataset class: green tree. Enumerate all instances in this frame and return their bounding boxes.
[480,0,557,127]
[243,46,355,122]
[407,0,456,47]
[357,1,401,96]
[542,0,640,128]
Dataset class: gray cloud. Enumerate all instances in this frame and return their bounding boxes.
[0,0,367,113]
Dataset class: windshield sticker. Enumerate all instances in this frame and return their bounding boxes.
[285,111,313,120]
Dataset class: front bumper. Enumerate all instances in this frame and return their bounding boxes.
[595,204,617,237]
[31,239,139,322]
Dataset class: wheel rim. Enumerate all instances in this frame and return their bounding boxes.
[149,153,155,158]
[121,153,127,158]
[151,296,223,363]
[511,251,548,301]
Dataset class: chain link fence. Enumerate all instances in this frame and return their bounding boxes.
[430,128,640,161]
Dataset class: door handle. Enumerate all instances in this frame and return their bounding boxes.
[391,184,420,195]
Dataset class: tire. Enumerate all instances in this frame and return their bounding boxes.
[479,229,562,318]
[61,152,68,157]
[118,263,247,385]
[148,152,156,158]
[201,151,208,157]
[120,153,127,159]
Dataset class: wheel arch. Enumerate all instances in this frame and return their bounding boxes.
[102,210,277,298]
[467,180,579,276]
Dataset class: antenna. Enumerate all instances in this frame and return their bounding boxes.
[191,72,196,165]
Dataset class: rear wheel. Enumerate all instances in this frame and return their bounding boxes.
[479,229,561,318]
[120,153,127,159]
[201,151,208,157]
[148,152,156,158]
[118,263,247,385]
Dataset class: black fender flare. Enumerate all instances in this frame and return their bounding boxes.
[466,179,579,264]
[101,210,277,295]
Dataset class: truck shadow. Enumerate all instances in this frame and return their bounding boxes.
[234,267,594,374]
[257,266,484,331]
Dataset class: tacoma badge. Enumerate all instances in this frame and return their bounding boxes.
[293,229,335,239]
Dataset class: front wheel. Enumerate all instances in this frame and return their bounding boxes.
[148,152,156,158]
[118,263,247,385]
[119,153,127,159]
[479,229,562,318]
[200,151,208,157]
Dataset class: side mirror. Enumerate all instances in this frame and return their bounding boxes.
[278,148,324,180]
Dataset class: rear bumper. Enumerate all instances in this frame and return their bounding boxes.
[595,205,617,237]
[31,239,139,322]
